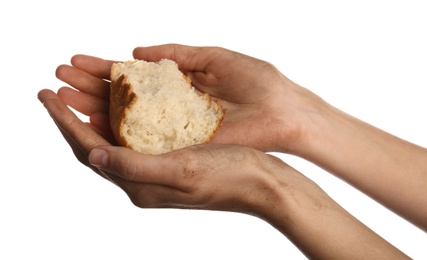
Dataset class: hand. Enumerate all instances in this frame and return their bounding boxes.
[37,88,293,214]
[53,45,427,232]
[37,89,408,259]
[133,44,326,153]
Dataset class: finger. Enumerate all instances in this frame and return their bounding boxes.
[57,86,109,115]
[70,54,117,80]
[133,44,243,98]
[56,64,110,100]
[88,145,186,188]
[38,89,110,155]
[132,44,223,73]
[133,44,191,63]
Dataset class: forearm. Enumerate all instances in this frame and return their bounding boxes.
[258,170,409,259]
[294,103,427,231]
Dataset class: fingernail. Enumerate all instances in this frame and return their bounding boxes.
[89,148,109,168]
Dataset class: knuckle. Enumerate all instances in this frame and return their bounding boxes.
[117,156,138,181]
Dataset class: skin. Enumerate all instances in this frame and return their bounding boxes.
[38,44,426,258]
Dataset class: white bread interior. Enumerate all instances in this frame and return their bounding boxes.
[109,59,224,155]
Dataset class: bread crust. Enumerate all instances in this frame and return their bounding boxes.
[199,93,225,144]
[109,73,137,149]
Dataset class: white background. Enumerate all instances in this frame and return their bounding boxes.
[1,0,426,259]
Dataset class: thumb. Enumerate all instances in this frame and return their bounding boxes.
[88,146,181,186]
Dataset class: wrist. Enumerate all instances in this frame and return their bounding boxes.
[256,164,409,259]
[274,82,334,156]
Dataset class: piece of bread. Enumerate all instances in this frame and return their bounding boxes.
[109,59,224,155]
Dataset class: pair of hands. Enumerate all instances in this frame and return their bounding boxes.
[39,44,414,258]
[38,44,322,219]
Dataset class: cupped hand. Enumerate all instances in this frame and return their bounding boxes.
[133,44,324,153]
[37,89,299,216]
